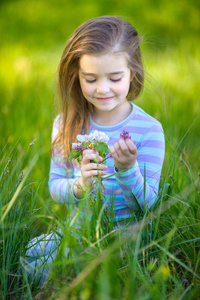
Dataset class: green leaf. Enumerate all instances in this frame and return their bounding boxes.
[94,142,109,154]
[69,149,81,161]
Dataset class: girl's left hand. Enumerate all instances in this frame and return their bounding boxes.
[110,138,138,171]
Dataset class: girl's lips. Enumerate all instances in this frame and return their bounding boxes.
[95,96,114,102]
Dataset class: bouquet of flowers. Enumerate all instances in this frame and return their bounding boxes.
[69,130,110,163]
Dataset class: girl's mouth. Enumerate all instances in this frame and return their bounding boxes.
[96,97,114,102]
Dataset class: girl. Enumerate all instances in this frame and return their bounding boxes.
[25,16,165,283]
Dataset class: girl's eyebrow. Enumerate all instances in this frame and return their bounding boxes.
[80,71,125,76]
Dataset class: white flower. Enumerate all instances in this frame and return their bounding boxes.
[88,131,109,143]
[76,130,109,144]
[77,134,89,143]
[72,142,81,149]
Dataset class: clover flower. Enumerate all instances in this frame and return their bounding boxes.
[120,130,131,140]
[77,130,109,144]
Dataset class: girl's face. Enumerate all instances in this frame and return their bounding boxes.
[78,53,132,121]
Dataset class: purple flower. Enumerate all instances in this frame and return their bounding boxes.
[75,145,87,151]
[120,130,131,140]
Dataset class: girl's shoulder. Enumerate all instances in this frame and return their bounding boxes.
[51,114,63,142]
[131,102,163,129]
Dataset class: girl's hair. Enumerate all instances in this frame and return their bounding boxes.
[52,16,144,161]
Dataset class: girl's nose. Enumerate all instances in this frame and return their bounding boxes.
[96,80,110,94]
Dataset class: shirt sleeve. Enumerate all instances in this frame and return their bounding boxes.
[48,116,81,204]
[115,123,165,210]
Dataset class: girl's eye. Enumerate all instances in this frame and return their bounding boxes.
[86,79,96,83]
[110,78,121,82]
[85,78,121,83]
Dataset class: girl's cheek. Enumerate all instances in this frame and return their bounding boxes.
[82,85,94,95]
[115,86,124,93]
[114,81,129,92]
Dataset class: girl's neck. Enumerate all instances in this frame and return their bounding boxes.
[91,101,132,126]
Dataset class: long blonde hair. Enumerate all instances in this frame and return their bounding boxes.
[52,16,144,161]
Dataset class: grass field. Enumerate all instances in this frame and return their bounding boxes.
[0,0,200,298]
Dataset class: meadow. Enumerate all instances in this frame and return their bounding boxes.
[0,0,200,298]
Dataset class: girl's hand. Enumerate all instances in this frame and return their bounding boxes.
[74,149,108,198]
[110,138,138,171]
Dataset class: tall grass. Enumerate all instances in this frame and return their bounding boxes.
[0,146,44,298]
[0,138,199,299]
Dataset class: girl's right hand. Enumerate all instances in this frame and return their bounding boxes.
[73,149,108,198]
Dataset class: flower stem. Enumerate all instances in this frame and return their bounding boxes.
[101,155,112,164]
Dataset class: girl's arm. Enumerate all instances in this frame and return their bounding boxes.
[48,116,77,204]
[110,124,165,210]
[49,151,107,203]
[48,156,77,204]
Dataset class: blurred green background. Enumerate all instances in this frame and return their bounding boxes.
[0,0,199,200]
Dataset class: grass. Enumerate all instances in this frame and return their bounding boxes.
[0,0,200,298]
[0,139,199,299]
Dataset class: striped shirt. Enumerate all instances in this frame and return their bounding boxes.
[48,102,165,222]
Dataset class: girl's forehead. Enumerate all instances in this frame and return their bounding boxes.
[79,52,129,71]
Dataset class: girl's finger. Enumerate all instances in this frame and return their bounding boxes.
[84,163,108,171]
[114,142,128,157]
[118,138,130,154]
[88,170,107,177]
[82,153,103,163]
[114,142,123,156]
[126,139,137,154]
[110,145,119,159]
[83,149,97,155]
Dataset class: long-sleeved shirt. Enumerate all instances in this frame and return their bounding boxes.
[48,102,165,222]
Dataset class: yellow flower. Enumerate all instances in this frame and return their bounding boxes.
[88,143,94,148]
[160,265,170,279]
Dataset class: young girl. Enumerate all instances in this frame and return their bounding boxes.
[25,15,165,283]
